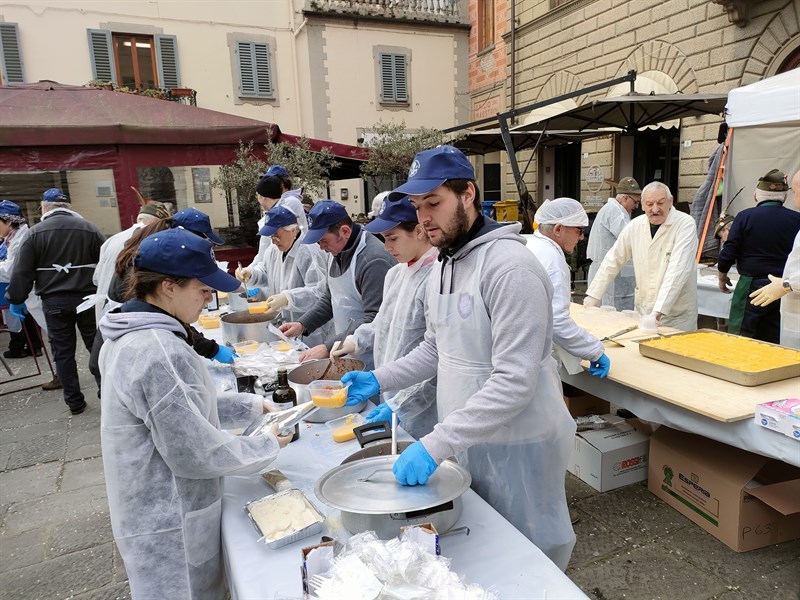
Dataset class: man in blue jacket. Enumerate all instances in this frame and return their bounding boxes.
[718,169,800,343]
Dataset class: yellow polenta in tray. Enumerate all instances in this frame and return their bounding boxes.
[638,329,800,386]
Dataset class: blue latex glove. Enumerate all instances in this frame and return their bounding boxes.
[9,303,28,320]
[246,287,261,298]
[341,371,380,406]
[212,345,238,364]
[589,353,610,378]
[366,403,395,425]
[393,441,438,486]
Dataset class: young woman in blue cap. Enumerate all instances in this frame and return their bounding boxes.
[330,197,438,438]
[0,200,44,358]
[98,228,290,600]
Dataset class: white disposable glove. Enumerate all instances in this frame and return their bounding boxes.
[750,274,790,307]
[266,293,288,312]
[235,266,252,282]
[269,423,293,448]
[583,296,601,308]
[330,335,356,358]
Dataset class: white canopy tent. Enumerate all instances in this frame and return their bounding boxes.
[724,68,800,216]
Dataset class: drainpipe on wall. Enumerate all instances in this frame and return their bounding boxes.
[289,0,308,135]
[510,0,516,121]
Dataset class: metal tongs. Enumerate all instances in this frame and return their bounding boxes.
[599,324,638,347]
[242,401,318,437]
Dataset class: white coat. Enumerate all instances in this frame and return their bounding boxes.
[780,232,800,349]
[527,231,604,372]
[92,224,140,321]
[248,231,333,346]
[353,246,439,439]
[0,223,47,332]
[587,197,635,310]
[246,189,308,270]
[587,207,699,331]
[99,308,280,599]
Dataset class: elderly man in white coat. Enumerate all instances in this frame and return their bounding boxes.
[527,198,611,378]
[585,182,699,331]
[586,177,641,310]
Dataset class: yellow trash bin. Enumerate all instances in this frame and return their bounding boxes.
[494,200,519,222]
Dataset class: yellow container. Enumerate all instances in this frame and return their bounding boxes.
[269,340,294,353]
[198,314,221,329]
[494,200,519,222]
[247,302,269,314]
[309,380,350,408]
[327,413,366,443]
[233,340,260,354]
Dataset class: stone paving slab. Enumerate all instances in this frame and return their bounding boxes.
[4,430,67,470]
[50,508,114,557]
[567,508,631,569]
[2,484,108,536]
[0,541,114,600]
[0,462,61,505]
[0,526,48,574]
[62,457,105,492]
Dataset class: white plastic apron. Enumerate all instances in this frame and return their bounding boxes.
[430,241,576,571]
[780,235,800,349]
[328,233,373,369]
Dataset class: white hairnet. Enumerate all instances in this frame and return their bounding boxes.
[535,198,589,227]
[369,191,389,218]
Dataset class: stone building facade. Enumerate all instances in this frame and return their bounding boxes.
[500,0,800,208]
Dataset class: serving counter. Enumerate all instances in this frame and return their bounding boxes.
[221,416,588,599]
[566,304,800,466]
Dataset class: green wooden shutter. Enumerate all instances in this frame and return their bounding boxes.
[393,54,408,102]
[155,34,180,89]
[237,41,273,98]
[0,23,24,83]
[87,29,116,83]
[379,53,408,103]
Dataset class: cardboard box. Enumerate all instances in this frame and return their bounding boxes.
[301,540,335,599]
[648,427,800,552]
[568,414,650,492]
[563,385,610,417]
[400,523,440,556]
[754,399,800,441]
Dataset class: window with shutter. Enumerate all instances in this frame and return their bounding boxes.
[0,23,24,84]
[379,53,409,104]
[87,29,116,83]
[155,34,180,89]
[237,41,273,98]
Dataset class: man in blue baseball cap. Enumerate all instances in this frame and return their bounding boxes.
[235,168,308,284]
[342,145,577,570]
[280,199,395,367]
[8,187,106,412]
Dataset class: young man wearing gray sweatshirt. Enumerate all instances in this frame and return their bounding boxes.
[343,146,577,571]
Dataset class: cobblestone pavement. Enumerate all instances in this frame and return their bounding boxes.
[1,346,798,600]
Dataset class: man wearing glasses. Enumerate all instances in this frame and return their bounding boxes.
[586,181,699,331]
[586,177,641,310]
[527,197,611,379]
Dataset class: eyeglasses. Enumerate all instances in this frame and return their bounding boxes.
[570,226,586,235]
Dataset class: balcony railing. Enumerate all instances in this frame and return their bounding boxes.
[307,0,464,23]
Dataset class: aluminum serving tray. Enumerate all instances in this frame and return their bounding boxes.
[638,329,800,386]
[244,489,325,550]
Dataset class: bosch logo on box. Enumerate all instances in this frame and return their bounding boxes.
[613,454,647,473]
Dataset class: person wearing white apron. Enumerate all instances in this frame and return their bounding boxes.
[527,198,610,378]
[342,146,576,570]
[749,170,800,349]
[279,200,395,369]
[331,197,439,439]
[249,205,333,347]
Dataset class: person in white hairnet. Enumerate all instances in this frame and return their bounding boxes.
[368,191,389,220]
[527,198,611,378]
[98,228,291,600]
[249,205,334,347]
[330,197,439,439]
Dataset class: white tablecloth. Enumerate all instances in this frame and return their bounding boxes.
[696,265,737,319]
[221,418,588,600]
[562,370,800,467]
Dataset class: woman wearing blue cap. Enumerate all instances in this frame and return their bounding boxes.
[249,204,333,346]
[98,228,291,600]
[330,197,438,438]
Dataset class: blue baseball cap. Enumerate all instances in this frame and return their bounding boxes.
[259,205,298,237]
[41,188,69,202]
[365,196,417,233]
[134,228,240,292]
[387,146,475,202]
[0,200,21,216]
[173,207,225,245]
[265,165,289,178]
[302,200,349,244]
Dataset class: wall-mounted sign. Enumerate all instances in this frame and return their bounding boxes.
[586,165,604,193]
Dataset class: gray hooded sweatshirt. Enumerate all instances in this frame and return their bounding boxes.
[373,221,557,463]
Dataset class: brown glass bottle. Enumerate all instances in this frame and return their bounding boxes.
[272,368,299,442]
